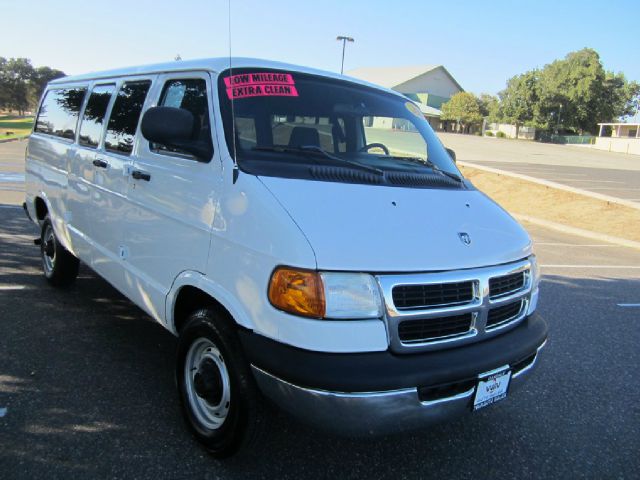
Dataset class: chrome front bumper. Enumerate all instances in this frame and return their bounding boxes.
[252,341,546,436]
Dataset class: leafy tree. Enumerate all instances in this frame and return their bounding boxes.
[536,48,607,133]
[441,92,483,133]
[1,58,34,115]
[0,57,8,109]
[597,71,640,123]
[496,48,640,135]
[30,66,66,106]
[498,70,539,138]
[0,58,66,114]
[477,93,500,121]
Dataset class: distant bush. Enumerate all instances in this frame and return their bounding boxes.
[496,131,507,138]
[484,131,494,137]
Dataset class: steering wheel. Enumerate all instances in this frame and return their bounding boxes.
[359,143,390,155]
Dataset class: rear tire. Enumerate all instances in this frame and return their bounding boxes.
[176,308,263,458]
[40,215,79,287]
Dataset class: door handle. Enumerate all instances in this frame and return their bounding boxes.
[92,159,108,168]
[131,170,151,181]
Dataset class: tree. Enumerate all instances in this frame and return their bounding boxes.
[441,92,483,133]
[477,93,500,122]
[1,58,34,115]
[0,58,65,114]
[498,70,539,138]
[597,71,640,123]
[0,57,8,109]
[536,48,606,133]
[497,48,640,135]
[30,66,66,107]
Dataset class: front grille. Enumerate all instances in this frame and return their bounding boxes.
[398,313,473,343]
[393,281,474,310]
[489,271,525,299]
[487,300,523,329]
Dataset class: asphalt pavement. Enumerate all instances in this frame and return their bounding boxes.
[440,133,640,203]
[0,140,26,205]
[1,204,639,479]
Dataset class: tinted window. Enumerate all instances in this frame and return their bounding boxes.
[78,84,115,148]
[104,81,151,155]
[152,78,212,157]
[35,88,87,139]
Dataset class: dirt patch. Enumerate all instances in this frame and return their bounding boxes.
[460,165,640,243]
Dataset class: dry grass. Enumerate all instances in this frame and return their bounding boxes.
[461,165,640,243]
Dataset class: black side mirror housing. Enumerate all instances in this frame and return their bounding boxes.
[141,106,212,162]
[446,147,456,163]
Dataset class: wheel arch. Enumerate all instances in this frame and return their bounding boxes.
[167,271,254,336]
[34,194,50,222]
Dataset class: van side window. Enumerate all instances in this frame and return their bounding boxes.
[35,88,87,140]
[104,80,152,155]
[151,78,212,157]
[79,84,116,148]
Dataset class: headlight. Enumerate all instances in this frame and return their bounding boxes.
[320,272,383,319]
[527,254,540,315]
[268,267,383,319]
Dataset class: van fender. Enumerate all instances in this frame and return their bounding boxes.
[165,270,254,335]
[34,190,77,254]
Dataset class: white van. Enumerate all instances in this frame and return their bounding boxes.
[24,58,547,457]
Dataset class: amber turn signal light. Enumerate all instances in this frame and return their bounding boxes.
[268,267,326,318]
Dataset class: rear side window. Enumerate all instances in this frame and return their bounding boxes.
[104,80,152,155]
[152,78,212,156]
[79,84,116,148]
[35,88,87,139]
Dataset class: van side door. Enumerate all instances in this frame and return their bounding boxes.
[70,83,116,261]
[123,72,220,324]
[91,78,154,294]
[29,86,86,251]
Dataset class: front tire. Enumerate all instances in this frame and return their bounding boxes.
[40,215,79,287]
[176,309,263,458]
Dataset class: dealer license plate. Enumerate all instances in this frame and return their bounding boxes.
[473,368,511,411]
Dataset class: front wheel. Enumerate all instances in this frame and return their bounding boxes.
[40,215,79,287]
[176,309,263,458]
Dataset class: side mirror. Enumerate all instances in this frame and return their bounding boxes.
[446,147,456,163]
[141,106,212,162]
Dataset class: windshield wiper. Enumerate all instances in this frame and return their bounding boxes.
[381,155,463,183]
[253,145,384,176]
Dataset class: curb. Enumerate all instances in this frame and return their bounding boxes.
[0,136,29,144]
[515,213,640,251]
[459,161,640,211]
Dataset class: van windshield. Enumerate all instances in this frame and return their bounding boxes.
[217,68,462,186]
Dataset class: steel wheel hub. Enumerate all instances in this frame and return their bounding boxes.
[184,338,231,430]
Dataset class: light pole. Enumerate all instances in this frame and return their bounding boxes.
[336,36,354,74]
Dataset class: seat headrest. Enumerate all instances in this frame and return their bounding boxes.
[288,126,320,147]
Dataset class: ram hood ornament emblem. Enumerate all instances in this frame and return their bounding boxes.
[458,232,471,245]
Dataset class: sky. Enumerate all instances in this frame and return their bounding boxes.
[2,0,639,96]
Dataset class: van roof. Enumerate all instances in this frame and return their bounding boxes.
[49,57,404,99]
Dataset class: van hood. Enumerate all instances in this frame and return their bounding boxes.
[259,177,532,272]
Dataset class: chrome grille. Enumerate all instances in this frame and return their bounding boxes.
[398,313,473,343]
[487,300,524,329]
[489,271,526,299]
[392,281,475,310]
[377,259,533,353]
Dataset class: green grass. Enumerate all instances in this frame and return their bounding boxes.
[0,115,34,140]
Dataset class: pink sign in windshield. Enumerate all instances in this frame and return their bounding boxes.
[224,72,299,100]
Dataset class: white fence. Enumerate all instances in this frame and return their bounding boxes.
[486,123,536,140]
[593,137,640,155]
